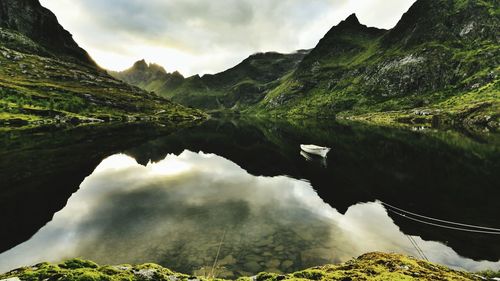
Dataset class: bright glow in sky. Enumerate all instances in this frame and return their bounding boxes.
[39,0,416,76]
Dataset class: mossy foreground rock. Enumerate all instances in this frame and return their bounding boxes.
[0,253,488,281]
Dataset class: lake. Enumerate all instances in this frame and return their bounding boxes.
[0,119,499,278]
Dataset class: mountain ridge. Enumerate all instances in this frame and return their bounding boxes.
[111,0,498,129]
[258,0,499,128]
[0,0,206,128]
[111,50,310,110]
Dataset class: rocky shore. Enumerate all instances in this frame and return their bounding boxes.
[1,252,495,281]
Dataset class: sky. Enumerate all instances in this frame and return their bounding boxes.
[40,0,416,76]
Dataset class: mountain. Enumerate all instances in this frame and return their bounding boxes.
[0,0,95,67]
[0,0,204,128]
[109,59,185,98]
[296,13,386,75]
[111,50,310,110]
[117,0,499,129]
[255,0,499,128]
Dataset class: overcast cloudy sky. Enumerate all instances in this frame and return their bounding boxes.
[40,0,415,76]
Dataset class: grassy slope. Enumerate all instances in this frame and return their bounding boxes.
[108,1,499,130]
[0,28,205,129]
[109,60,186,98]
[0,253,487,281]
[249,0,499,129]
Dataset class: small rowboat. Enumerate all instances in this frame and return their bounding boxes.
[300,144,331,158]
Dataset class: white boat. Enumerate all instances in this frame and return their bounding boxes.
[300,144,331,158]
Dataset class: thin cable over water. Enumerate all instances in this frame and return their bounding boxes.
[386,208,500,235]
[380,201,500,233]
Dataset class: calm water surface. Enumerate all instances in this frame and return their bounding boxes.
[0,119,499,277]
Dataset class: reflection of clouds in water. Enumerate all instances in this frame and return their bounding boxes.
[0,151,498,275]
[339,204,500,272]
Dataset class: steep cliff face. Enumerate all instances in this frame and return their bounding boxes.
[0,0,96,67]
[361,0,499,97]
[383,0,499,47]
[255,0,499,128]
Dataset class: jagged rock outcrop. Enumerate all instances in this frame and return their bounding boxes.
[111,50,310,109]
[0,0,96,66]
[383,0,499,47]
[110,59,186,96]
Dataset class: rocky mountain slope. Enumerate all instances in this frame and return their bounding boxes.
[0,253,490,281]
[116,0,499,129]
[254,0,499,129]
[0,0,95,67]
[0,0,205,128]
[111,50,309,110]
[109,60,185,101]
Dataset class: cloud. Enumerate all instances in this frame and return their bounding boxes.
[39,0,416,75]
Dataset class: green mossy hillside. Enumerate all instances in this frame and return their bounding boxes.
[0,253,489,281]
[0,1,207,130]
[113,0,499,130]
[250,0,499,130]
[111,51,310,112]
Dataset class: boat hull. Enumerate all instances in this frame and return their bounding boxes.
[300,145,331,158]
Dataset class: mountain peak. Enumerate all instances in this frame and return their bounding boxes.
[335,13,363,29]
[132,59,148,70]
[296,12,386,74]
[129,60,169,74]
[343,13,360,25]
[149,63,168,74]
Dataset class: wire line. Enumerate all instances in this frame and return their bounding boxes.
[380,201,500,233]
[386,208,500,235]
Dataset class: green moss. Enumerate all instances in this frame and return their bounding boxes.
[60,259,99,270]
[0,253,485,281]
[478,269,500,278]
[292,269,325,280]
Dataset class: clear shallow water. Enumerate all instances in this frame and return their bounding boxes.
[1,150,499,277]
[0,119,499,276]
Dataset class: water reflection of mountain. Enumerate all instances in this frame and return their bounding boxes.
[1,152,498,276]
[126,118,500,261]
[0,119,499,263]
[0,123,186,253]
